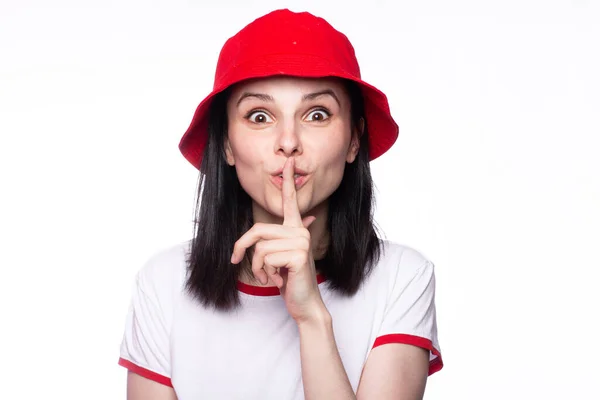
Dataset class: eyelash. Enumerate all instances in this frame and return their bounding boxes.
[244,107,332,123]
[244,109,270,121]
[306,108,331,121]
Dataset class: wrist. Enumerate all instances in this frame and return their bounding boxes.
[296,302,332,330]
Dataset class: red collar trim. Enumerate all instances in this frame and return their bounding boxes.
[237,274,327,296]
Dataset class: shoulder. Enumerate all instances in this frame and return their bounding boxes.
[374,239,435,284]
[378,239,433,271]
[133,239,191,300]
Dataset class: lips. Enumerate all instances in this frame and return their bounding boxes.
[270,174,308,189]
[270,166,309,190]
[271,166,309,177]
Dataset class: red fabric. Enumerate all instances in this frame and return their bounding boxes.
[178,8,399,170]
[373,333,444,376]
[237,273,327,296]
[118,357,173,387]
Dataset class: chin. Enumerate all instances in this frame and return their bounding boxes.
[253,195,317,222]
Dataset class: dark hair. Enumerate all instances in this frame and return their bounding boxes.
[185,80,382,310]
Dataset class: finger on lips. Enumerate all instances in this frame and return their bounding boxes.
[229,157,317,289]
[282,157,303,228]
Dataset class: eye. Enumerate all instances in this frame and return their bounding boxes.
[246,110,273,124]
[305,108,331,122]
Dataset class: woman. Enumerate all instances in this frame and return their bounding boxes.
[118,9,443,400]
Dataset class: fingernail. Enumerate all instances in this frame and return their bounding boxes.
[230,254,237,264]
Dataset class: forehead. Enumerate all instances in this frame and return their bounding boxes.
[229,76,348,100]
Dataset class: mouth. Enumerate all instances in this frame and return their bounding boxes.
[271,165,309,176]
[270,169,309,190]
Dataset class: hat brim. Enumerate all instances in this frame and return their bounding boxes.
[179,53,399,170]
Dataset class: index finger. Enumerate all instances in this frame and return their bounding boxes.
[282,157,302,227]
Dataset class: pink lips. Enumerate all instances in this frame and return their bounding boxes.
[269,174,308,190]
[270,166,309,190]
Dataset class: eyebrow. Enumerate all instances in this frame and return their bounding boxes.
[302,89,341,107]
[236,88,341,107]
[236,92,274,107]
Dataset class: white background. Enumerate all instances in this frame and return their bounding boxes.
[1,0,599,399]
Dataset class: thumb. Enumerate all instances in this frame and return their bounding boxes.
[302,216,317,228]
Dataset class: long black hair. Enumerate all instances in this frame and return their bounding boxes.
[185,80,382,310]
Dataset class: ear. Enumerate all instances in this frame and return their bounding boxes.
[224,137,235,166]
[346,118,364,163]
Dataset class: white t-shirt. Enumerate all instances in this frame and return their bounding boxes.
[118,239,443,399]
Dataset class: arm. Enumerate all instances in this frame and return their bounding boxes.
[127,372,178,400]
[356,343,429,399]
[298,306,431,400]
[356,255,442,399]
[297,306,356,400]
[119,255,176,400]
[299,254,441,399]
[230,158,354,399]
[231,164,441,398]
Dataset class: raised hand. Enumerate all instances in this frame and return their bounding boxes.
[230,157,326,323]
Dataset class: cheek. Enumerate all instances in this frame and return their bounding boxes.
[317,151,347,194]
[320,129,351,168]
[228,133,270,201]
[231,148,263,189]
[307,132,351,200]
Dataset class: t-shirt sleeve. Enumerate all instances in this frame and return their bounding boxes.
[118,265,173,387]
[372,248,443,376]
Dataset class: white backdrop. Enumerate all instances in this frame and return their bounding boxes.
[1,0,599,399]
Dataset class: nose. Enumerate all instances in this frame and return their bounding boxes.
[274,121,303,156]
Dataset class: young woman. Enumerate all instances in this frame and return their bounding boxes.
[118,9,443,400]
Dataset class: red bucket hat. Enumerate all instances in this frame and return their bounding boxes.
[179,9,399,170]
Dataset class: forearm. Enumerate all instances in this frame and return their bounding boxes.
[297,307,356,400]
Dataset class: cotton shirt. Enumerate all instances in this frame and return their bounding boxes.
[118,239,443,399]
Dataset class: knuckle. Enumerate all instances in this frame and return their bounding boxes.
[263,253,272,265]
[297,236,310,251]
[294,251,308,265]
[302,235,311,247]
[251,262,262,273]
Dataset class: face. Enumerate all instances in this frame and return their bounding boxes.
[224,76,360,222]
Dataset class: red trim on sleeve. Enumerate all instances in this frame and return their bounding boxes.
[118,357,173,387]
[373,334,444,376]
[237,274,327,296]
